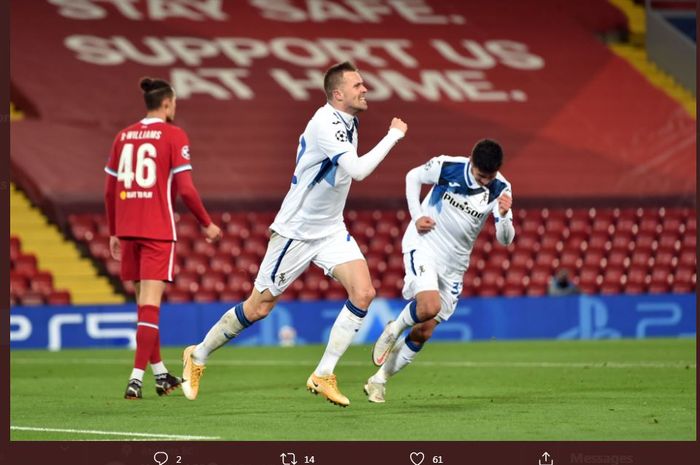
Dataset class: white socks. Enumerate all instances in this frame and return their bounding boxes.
[129,368,145,382]
[150,361,167,376]
[193,303,250,364]
[387,300,420,338]
[314,301,367,376]
[369,337,423,385]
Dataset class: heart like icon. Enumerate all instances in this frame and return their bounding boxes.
[409,451,425,465]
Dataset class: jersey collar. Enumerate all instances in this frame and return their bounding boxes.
[140,117,165,125]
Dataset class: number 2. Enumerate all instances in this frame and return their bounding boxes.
[117,143,157,189]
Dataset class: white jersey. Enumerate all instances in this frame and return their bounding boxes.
[271,103,359,240]
[402,155,513,272]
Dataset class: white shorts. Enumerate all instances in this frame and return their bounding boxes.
[402,248,464,322]
[255,229,365,296]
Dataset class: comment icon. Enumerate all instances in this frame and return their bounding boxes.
[153,451,169,465]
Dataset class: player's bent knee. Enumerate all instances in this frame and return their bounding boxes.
[350,286,375,309]
[416,301,441,321]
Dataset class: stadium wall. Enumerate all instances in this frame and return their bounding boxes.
[10,294,696,350]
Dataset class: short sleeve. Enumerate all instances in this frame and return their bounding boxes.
[171,128,193,174]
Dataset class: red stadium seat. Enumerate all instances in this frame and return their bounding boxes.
[510,251,533,269]
[656,234,680,252]
[634,233,656,251]
[176,217,200,239]
[243,237,268,257]
[626,266,648,286]
[539,233,562,252]
[31,271,54,296]
[661,216,683,234]
[558,250,580,270]
[615,216,638,235]
[504,267,528,289]
[227,270,252,294]
[682,233,696,249]
[685,216,696,234]
[582,249,605,270]
[210,254,234,274]
[235,253,260,276]
[520,217,544,236]
[606,250,629,269]
[638,217,660,235]
[603,266,624,284]
[516,233,539,253]
[175,238,193,256]
[226,220,251,240]
[193,240,218,257]
[88,237,111,260]
[298,290,321,301]
[674,266,695,286]
[568,216,591,236]
[530,266,551,286]
[534,250,558,271]
[651,250,675,268]
[324,288,347,300]
[623,282,645,294]
[678,250,695,268]
[47,290,71,305]
[165,287,192,303]
[587,233,610,251]
[219,290,244,302]
[386,254,404,272]
[193,290,217,303]
[13,254,38,277]
[630,250,652,269]
[526,284,548,296]
[20,291,45,306]
[577,267,600,287]
[610,233,634,251]
[599,282,622,294]
[183,253,209,274]
[10,236,21,261]
[647,282,670,294]
[174,271,199,293]
[480,270,504,291]
[200,272,226,293]
[10,272,29,297]
[217,236,242,256]
[104,257,121,277]
[381,271,404,296]
[68,214,96,241]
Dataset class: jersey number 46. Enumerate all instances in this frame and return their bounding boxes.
[117,143,157,189]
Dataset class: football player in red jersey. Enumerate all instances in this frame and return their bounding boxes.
[104,77,222,399]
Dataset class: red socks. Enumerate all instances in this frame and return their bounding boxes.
[133,305,160,370]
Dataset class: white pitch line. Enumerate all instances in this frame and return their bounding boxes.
[11,426,220,441]
[10,357,695,369]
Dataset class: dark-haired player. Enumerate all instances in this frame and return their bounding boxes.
[365,139,514,403]
[104,77,222,399]
[182,62,407,407]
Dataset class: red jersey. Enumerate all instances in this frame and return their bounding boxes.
[105,118,193,241]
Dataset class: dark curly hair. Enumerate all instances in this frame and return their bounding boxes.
[471,139,503,174]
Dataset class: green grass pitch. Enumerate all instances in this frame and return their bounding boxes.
[10,338,696,441]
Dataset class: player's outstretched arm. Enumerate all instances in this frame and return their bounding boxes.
[336,118,407,181]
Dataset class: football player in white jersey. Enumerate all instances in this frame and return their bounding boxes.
[364,139,514,403]
[182,62,408,407]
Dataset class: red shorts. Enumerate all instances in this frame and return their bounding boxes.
[120,239,176,282]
